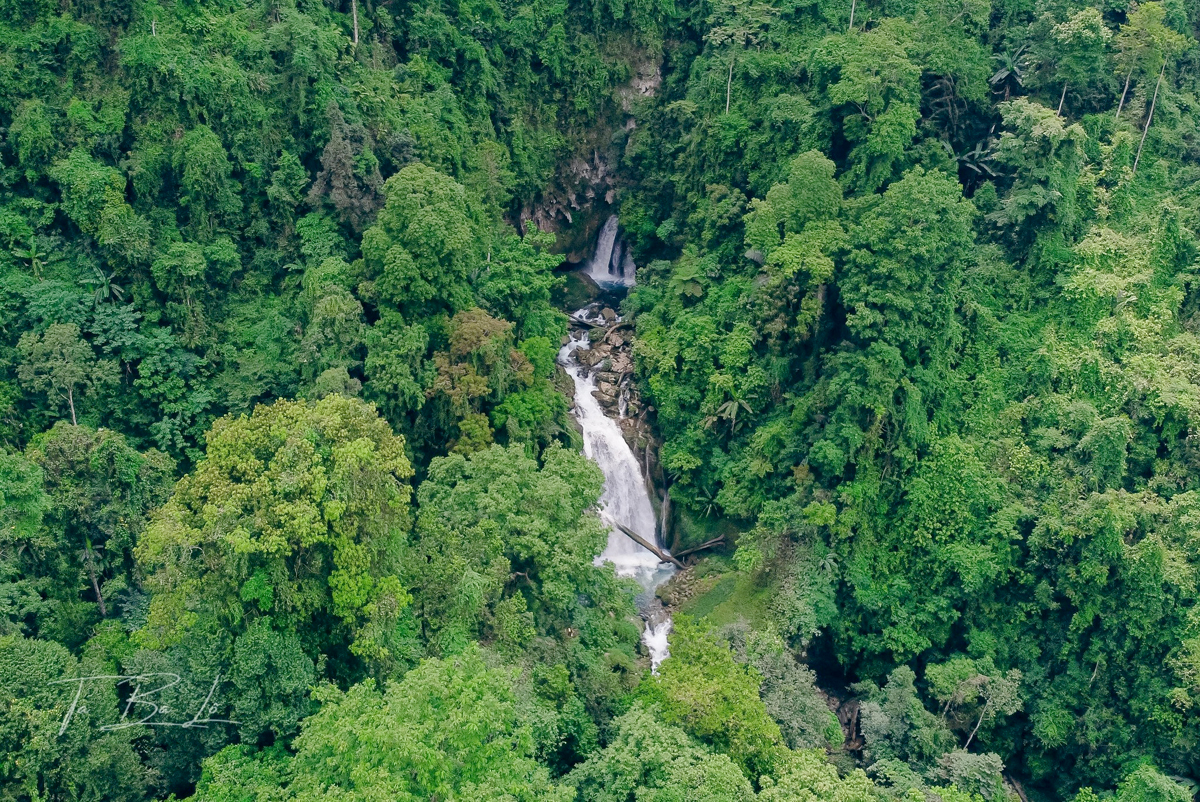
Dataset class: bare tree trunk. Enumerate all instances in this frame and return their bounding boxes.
[849,0,857,31]
[1057,82,1068,116]
[85,553,107,616]
[1133,61,1166,175]
[661,488,673,549]
[1005,774,1031,802]
[611,519,684,569]
[67,386,77,426]
[1115,67,1133,121]
[351,0,359,46]
[725,56,734,115]
[965,699,989,749]
[671,536,725,559]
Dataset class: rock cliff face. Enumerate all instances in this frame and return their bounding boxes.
[518,56,663,261]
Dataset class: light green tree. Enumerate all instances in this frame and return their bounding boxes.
[136,396,413,669]
[1115,764,1194,802]
[757,749,878,802]
[287,646,572,802]
[1113,2,1189,121]
[17,323,119,426]
[1049,8,1112,115]
[704,0,777,115]
[926,658,1023,748]
[567,703,752,802]
[0,635,148,802]
[639,616,783,778]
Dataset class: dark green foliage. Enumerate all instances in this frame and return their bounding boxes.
[4,0,1200,799]
[618,0,1200,795]
[719,622,843,751]
[0,425,172,644]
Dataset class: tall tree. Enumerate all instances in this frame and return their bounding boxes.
[1113,2,1188,122]
[307,103,385,232]
[639,616,783,778]
[703,0,777,115]
[17,323,119,426]
[136,396,413,670]
[360,164,479,318]
[24,424,172,633]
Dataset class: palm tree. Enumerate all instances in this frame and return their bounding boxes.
[14,238,46,279]
[944,135,998,193]
[79,265,126,305]
[990,44,1029,101]
[696,484,722,519]
[703,394,756,436]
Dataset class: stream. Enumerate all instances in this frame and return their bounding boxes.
[558,216,676,670]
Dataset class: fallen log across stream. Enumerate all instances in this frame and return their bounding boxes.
[608,519,686,570]
[672,537,726,560]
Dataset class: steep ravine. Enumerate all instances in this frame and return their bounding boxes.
[557,221,676,670]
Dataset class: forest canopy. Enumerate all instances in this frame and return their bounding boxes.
[3,1,1200,801]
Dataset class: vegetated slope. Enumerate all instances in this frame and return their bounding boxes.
[621,1,1200,796]
[1,1,1200,801]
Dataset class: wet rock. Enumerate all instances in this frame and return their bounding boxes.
[601,307,617,323]
[609,351,633,375]
[576,347,605,367]
[595,380,619,404]
[556,270,604,310]
[595,371,620,385]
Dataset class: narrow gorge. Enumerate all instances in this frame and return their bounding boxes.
[557,217,676,670]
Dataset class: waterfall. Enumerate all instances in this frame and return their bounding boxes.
[559,326,675,670]
[584,215,637,288]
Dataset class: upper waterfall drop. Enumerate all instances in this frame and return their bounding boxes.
[584,215,637,288]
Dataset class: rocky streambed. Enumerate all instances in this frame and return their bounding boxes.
[559,300,675,670]
[567,305,640,414]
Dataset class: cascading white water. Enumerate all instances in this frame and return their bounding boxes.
[559,326,675,670]
[584,215,637,288]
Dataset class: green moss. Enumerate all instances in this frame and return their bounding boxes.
[680,564,775,630]
[670,507,744,554]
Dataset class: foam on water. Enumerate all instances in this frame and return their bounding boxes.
[583,215,637,288]
[559,326,675,671]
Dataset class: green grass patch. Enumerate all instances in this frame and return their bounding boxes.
[680,563,776,631]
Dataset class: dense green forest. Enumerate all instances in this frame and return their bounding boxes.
[3,0,1200,800]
